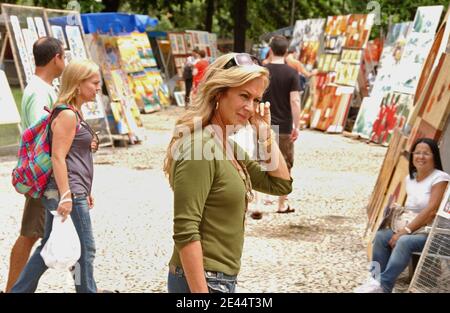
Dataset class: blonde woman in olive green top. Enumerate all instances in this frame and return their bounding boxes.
[164,53,293,293]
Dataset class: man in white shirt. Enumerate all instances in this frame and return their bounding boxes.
[5,37,65,292]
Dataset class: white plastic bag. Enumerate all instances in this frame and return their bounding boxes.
[40,211,81,270]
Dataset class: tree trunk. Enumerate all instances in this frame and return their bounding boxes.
[205,0,215,32]
[233,0,247,52]
[102,0,121,12]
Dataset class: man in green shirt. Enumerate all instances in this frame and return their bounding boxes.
[5,37,65,292]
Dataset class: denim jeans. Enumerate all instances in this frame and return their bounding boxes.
[167,266,237,293]
[11,179,97,293]
[371,229,427,293]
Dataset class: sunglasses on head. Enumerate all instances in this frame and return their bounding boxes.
[223,53,261,69]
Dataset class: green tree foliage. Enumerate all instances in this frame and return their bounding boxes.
[2,0,449,44]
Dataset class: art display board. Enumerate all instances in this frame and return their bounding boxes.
[310,14,373,133]
[131,32,170,107]
[0,69,21,125]
[1,4,48,89]
[417,53,450,131]
[86,34,131,135]
[87,33,143,136]
[186,30,216,58]
[116,34,165,114]
[44,8,113,147]
[168,31,190,78]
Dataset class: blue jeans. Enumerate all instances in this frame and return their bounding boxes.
[371,229,427,293]
[168,266,237,293]
[11,179,97,293]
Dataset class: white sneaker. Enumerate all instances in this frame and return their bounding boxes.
[354,277,385,293]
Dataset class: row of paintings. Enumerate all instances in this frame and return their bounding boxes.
[352,6,446,144]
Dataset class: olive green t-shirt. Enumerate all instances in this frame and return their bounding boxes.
[169,127,293,276]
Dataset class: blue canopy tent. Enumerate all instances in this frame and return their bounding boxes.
[48,12,158,34]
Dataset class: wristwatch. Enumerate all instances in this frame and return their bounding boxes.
[404,226,412,234]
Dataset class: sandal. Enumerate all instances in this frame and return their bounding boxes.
[276,205,295,214]
[250,211,263,220]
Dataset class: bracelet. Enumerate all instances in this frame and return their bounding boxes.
[58,190,72,206]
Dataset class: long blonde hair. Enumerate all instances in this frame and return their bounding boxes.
[163,53,270,179]
[55,59,100,108]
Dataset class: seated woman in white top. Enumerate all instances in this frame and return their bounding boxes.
[356,138,450,293]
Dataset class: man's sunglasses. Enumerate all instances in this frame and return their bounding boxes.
[223,53,262,69]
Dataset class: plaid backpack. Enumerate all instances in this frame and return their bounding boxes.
[12,105,76,199]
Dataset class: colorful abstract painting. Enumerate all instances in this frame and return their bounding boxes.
[116,36,144,73]
[370,92,414,145]
[345,14,374,49]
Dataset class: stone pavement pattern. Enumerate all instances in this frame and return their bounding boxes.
[0,107,411,292]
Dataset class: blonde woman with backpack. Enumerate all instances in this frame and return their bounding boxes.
[11,60,101,293]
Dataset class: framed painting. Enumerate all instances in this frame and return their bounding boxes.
[168,33,179,55]
[51,25,67,49]
[352,95,383,139]
[326,86,354,133]
[34,17,47,37]
[174,91,186,107]
[9,15,34,84]
[65,25,87,59]
[176,34,186,54]
[370,92,414,145]
[184,33,194,53]
[345,14,374,49]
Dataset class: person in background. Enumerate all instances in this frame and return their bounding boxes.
[355,138,449,293]
[5,37,65,292]
[182,54,195,107]
[164,53,292,293]
[192,49,209,93]
[262,35,301,214]
[11,60,102,293]
[285,47,318,96]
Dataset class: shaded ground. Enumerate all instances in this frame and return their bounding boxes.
[0,107,410,292]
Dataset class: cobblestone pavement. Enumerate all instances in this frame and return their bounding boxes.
[0,107,410,292]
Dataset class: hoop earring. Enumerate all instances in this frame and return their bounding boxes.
[215,102,219,110]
